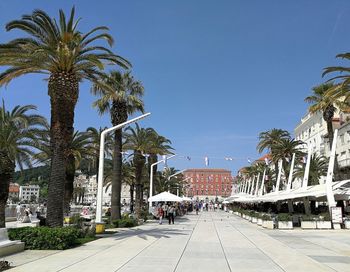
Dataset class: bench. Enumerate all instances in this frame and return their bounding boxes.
[0,228,24,257]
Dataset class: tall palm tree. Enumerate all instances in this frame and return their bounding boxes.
[323,53,350,98]
[34,128,92,214]
[159,167,183,194]
[124,124,154,218]
[0,8,130,226]
[93,70,144,220]
[257,129,290,183]
[85,126,113,177]
[271,138,305,189]
[0,102,46,227]
[304,82,348,180]
[294,154,328,186]
[147,131,173,196]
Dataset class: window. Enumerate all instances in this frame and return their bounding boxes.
[340,134,345,144]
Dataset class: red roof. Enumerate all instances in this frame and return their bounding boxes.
[9,183,19,193]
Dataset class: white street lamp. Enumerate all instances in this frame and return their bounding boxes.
[95,113,151,229]
[149,154,176,199]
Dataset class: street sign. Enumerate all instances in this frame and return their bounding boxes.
[331,207,343,223]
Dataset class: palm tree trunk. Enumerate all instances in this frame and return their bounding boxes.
[326,120,340,180]
[148,154,157,196]
[130,184,134,213]
[0,153,14,228]
[111,129,122,220]
[47,72,78,227]
[64,154,75,215]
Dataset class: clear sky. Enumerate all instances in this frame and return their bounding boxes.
[1,0,350,175]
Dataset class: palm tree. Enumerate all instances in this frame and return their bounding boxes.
[0,102,46,227]
[323,53,350,97]
[159,167,183,194]
[85,126,113,177]
[147,131,173,196]
[257,129,290,183]
[294,154,328,186]
[0,8,130,227]
[271,138,305,189]
[93,70,144,220]
[34,128,92,214]
[124,124,154,218]
[304,83,348,179]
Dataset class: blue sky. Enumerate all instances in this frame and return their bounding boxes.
[1,0,350,174]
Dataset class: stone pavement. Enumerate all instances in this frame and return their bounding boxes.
[4,211,350,272]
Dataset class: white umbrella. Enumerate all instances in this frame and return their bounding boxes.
[148,191,184,202]
[182,196,192,201]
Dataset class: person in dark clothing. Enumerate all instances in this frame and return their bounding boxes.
[168,205,175,224]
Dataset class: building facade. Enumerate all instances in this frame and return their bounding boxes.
[19,185,40,202]
[294,109,350,175]
[183,169,233,200]
[73,174,131,206]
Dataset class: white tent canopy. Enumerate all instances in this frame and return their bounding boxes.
[230,180,350,204]
[148,191,184,202]
[182,196,192,201]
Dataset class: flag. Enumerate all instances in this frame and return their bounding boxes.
[186,156,191,161]
[264,157,269,165]
[162,155,168,168]
[205,156,209,166]
[225,157,233,161]
[247,158,252,164]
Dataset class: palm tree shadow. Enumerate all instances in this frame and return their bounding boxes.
[110,216,194,240]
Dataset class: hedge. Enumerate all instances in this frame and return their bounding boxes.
[8,227,84,250]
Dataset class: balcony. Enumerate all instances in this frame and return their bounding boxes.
[338,158,350,168]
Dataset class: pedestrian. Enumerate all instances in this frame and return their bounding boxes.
[16,203,21,221]
[163,203,168,218]
[158,205,164,224]
[168,205,175,224]
[195,202,199,215]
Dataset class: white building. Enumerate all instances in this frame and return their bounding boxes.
[74,174,131,206]
[19,185,40,202]
[294,109,350,173]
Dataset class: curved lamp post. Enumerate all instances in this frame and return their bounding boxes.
[95,113,151,227]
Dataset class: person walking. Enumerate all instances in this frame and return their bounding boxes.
[168,205,175,224]
[16,204,21,221]
[158,205,164,225]
[195,202,199,215]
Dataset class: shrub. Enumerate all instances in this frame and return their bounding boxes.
[261,214,272,221]
[277,213,292,222]
[318,212,331,221]
[8,227,83,250]
[301,214,317,221]
[112,215,138,228]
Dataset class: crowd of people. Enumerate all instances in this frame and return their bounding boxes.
[155,201,227,224]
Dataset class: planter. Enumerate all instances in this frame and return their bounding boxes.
[246,216,251,221]
[344,220,350,229]
[301,221,316,229]
[333,223,341,230]
[262,220,274,229]
[278,221,293,229]
[316,221,332,229]
[257,218,263,226]
[251,217,258,224]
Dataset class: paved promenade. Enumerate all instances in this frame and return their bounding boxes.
[5,211,350,272]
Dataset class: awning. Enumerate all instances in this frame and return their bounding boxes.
[148,191,184,202]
